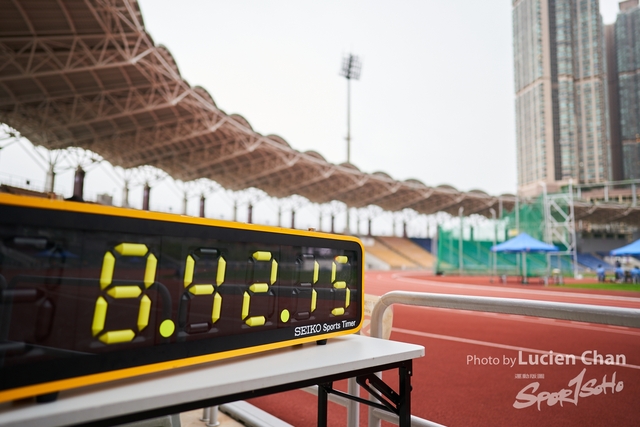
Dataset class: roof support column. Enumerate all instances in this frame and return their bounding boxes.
[142,183,151,211]
[45,164,56,194]
[345,207,351,234]
[425,215,430,238]
[72,166,85,201]
[122,180,130,208]
[182,193,188,215]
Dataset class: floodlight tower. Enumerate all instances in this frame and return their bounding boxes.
[340,53,362,164]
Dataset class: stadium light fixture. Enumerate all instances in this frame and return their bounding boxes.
[340,54,362,164]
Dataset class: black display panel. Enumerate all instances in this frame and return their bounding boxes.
[0,194,363,402]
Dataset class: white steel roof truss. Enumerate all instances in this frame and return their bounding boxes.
[1,0,636,225]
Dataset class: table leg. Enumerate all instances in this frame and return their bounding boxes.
[317,382,329,427]
[398,362,412,427]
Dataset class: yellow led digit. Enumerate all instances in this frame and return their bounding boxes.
[114,243,148,256]
[216,257,226,285]
[241,292,250,319]
[330,255,350,317]
[99,252,115,289]
[107,286,142,298]
[249,283,269,293]
[270,259,278,284]
[92,243,157,344]
[331,262,336,283]
[212,293,222,323]
[138,295,151,331]
[189,284,214,295]
[182,249,225,327]
[313,260,319,283]
[144,253,157,288]
[91,296,108,336]
[99,330,136,345]
[295,255,319,319]
[243,251,277,326]
[253,251,271,262]
[311,261,318,312]
[331,307,345,316]
[184,255,196,287]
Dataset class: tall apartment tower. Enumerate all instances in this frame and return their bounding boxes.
[513,0,610,197]
[606,0,640,181]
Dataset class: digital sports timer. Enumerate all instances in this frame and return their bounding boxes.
[0,194,364,402]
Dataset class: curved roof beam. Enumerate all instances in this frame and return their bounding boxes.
[0,0,636,226]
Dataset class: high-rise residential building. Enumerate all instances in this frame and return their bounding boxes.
[606,0,640,181]
[513,0,610,197]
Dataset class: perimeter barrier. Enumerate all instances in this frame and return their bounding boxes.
[364,291,640,427]
[209,292,640,427]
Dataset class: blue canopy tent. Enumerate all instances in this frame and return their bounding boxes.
[610,239,640,256]
[491,233,559,283]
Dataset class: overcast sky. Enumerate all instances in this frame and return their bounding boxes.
[138,0,519,196]
[0,0,627,232]
[134,0,625,196]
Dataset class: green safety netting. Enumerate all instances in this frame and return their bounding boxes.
[435,198,573,276]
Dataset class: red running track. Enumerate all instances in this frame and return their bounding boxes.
[248,272,640,426]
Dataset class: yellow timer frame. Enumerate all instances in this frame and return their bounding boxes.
[0,193,364,403]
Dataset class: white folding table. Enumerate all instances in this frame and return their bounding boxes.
[0,335,424,427]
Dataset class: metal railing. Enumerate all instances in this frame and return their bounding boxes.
[202,291,640,427]
[366,291,640,427]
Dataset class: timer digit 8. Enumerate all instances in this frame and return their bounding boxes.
[0,194,364,402]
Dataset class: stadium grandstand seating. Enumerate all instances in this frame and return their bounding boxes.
[375,237,435,269]
[410,238,433,253]
[362,238,418,270]
[576,253,615,272]
[360,237,434,270]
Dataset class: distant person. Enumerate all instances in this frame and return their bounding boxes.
[614,265,624,283]
[632,266,640,284]
[596,264,605,282]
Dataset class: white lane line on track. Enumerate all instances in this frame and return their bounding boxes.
[400,305,640,337]
[392,327,640,370]
[392,274,640,304]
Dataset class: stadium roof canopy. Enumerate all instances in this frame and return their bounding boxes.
[0,0,638,225]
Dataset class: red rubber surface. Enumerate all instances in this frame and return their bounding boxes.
[248,272,640,426]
